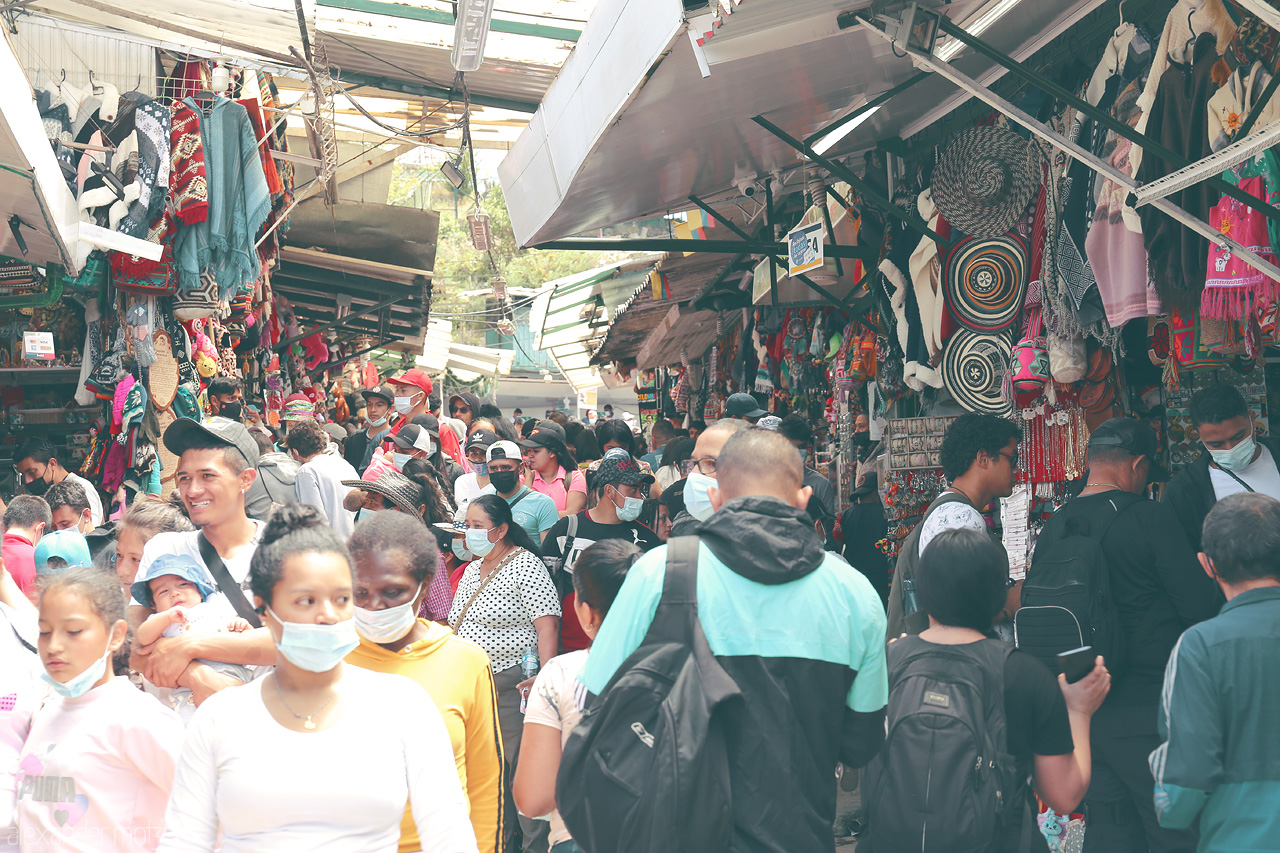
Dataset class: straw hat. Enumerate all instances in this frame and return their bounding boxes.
[932,126,1037,238]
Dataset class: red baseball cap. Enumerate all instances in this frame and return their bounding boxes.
[390,368,433,397]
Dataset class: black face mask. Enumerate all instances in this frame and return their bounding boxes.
[24,475,49,496]
[489,470,520,493]
[852,431,871,448]
[220,402,244,422]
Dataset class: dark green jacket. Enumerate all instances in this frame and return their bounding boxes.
[1151,586,1280,851]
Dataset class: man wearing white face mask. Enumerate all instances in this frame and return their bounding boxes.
[541,451,661,652]
[388,370,434,435]
[1164,384,1280,551]
[669,418,749,538]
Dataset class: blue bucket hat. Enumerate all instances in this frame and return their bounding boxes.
[130,553,217,609]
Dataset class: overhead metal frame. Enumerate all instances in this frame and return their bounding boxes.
[855,17,1280,286]
[273,293,406,351]
[930,14,1280,226]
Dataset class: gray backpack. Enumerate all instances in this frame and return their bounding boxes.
[862,636,1027,853]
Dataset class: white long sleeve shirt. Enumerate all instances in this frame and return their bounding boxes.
[158,665,478,853]
[294,447,359,539]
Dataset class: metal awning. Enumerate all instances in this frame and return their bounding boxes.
[18,0,601,138]
[499,0,1106,246]
[592,251,732,367]
[529,253,663,389]
[273,245,432,353]
[0,29,80,270]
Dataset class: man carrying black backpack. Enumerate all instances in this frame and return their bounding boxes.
[1022,419,1219,853]
[566,428,888,853]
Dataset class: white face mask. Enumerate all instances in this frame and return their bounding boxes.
[683,471,717,521]
[1207,432,1257,472]
[353,584,423,644]
[393,395,418,416]
[391,451,412,471]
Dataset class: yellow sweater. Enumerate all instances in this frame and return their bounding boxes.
[347,620,504,853]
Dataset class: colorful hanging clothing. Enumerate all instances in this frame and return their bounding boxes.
[1135,35,1222,312]
[237,97,283,195]
[173,97,272,299]
[170,101,210,226]
[1203,175,1279,318]
[115,94,171,239]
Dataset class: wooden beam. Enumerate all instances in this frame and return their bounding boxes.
[293,142,415,203]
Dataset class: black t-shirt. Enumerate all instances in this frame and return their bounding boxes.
[1004,648,1073,759]
[1056,493,1221,707]
[542,509,661,651]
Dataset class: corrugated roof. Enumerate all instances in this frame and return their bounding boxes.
[591,252,732,367]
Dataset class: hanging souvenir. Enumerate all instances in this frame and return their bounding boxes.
[931,126,1038,238]
[1202,175,1279,319]
[945,234,1029,332]
[942,330,1014,415]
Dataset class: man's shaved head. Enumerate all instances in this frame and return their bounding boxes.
[712,428,809,506]
[691,418,750,473]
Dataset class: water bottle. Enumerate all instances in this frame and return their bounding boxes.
[521,643,540,680]
[519,643,539,714]
[902,578,929,635]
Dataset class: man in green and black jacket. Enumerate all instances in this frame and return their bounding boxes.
[1151,492,1280,852]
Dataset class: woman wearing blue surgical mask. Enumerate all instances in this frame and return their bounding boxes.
[450,495,561,853]
[347,511,504,853]
[160,505,478,853]
[21,567,184,850]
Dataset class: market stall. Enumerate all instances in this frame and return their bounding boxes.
[503,0,1280,576]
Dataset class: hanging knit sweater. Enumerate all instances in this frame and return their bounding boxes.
[173,97,271,298]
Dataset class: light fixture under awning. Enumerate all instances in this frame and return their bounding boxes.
[419,318,515,378]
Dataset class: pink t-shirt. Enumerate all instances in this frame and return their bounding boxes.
[530,466,586,512]
[17,676,183,852]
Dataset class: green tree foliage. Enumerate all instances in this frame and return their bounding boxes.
[390,162,630,347]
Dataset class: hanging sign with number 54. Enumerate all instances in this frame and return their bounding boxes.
[787,221,824,276]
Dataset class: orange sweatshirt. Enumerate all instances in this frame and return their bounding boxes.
[347,620,504,853]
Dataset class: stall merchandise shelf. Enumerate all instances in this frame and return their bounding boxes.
[0,366,82,386]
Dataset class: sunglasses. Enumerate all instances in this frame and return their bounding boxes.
[451,406,471,415]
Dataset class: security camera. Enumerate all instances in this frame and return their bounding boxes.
[735,178,759,198]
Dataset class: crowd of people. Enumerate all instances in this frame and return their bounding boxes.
[0,372,1277,853]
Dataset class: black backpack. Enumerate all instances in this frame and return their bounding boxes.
[555,536,741,853]
[1015,492,1137,676]
[862,637,1026,853]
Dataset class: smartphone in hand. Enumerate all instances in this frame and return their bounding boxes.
[1058,645,1095,684]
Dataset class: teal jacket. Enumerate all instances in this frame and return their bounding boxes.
[1150,586,1280,852]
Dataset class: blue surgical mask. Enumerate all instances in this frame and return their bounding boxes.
[472,461,489,476]
[1208,433,1257,472]
[683,471,717,521]
[452,538,473,562]
[368,415,388,428]
[391,451,412,471]
[465,528,496,558]
[266,607,360,673]
[612,489,645,522]
[41,644,112,699]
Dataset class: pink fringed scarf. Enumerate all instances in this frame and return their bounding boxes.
[1203,175,1280,319]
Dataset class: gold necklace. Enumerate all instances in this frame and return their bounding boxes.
[274,676,336,731]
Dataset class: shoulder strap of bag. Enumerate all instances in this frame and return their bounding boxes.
[451,548,524,632]
[1211,462,1256,493]
[507,487,530,510]
[646,536,700,643]
[9,618,35,655]
[197,532,263,629]
[563,512,579,561]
